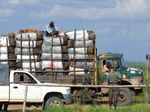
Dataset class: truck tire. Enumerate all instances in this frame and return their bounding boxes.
[45,96,63,109]
[118,88,132,106]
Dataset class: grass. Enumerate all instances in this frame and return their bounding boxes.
[8,104,150,112]
[42,104,150,112]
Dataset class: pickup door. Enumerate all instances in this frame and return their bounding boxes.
[10,72,42,102]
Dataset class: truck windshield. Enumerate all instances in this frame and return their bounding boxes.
[121,57,127,67]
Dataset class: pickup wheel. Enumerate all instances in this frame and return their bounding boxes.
[118,88,132,106]
[45,96,63,108]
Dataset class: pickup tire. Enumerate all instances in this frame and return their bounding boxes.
[118,88,132,106]
[45,96,63,108]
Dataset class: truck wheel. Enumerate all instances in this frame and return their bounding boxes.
[45,96,63,109]
[118,88,132,106]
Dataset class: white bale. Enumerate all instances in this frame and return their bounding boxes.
[0,36,9,46]
[17,55,38,60]
[0,54,8,60]
[66,30,88,40]
[0,62,8,64]
[21,62,41,69]
[43,36,65,46]
[42,45,62,53]
[74,40,93,47]
[68,66,85,75]
[68,48,87,54]
[68,54,92,59]
[15,48,39,55]
[16,40,37,48]
[41,53,62,59]
[17,68,38,71]
[42,61,63,69]
[0,47,8,54]
[16,33,37,41]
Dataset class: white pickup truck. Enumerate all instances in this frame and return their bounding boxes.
[0,70,72,109]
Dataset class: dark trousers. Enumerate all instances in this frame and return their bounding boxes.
[81,88,93,104]
[0,103,8,111]
[109,87,119,109]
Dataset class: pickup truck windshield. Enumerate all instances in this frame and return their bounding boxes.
[121,57,127,67]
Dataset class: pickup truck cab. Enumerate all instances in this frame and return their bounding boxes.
[0,70,71,109]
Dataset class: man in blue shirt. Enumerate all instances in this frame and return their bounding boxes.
[46,21,59,36]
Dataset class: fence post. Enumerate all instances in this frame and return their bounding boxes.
[145,56,150,104]
[22,84,28,112]
[145,81,148,103]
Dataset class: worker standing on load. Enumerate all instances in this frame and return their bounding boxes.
[46,21,59,36]
[107,62,120,109]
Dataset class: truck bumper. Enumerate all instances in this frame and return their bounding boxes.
[63,94,72,104]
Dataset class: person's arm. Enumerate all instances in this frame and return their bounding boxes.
[53,26,59,32]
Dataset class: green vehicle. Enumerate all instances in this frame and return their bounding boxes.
[96,52,143,105]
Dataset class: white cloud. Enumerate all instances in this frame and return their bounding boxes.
[0,0,41,6]
[88,0,150,20]
[0,8,14,16]
[29,4,100,20]
[0,0,20,5]
[29,4,64,19]
[114,0,149,17]
[20,0,41,6]
[28,0,150,21]
[8,0,20,5]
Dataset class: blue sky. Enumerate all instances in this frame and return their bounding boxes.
[0,0,150,62]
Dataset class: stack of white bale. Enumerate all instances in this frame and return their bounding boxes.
[0,34,16,69]
[15,30,43,71]
[66,30,96,75]
[41,32,69,71]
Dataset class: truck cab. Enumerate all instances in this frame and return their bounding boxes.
[97,52,143,93]
[0,70,72,109]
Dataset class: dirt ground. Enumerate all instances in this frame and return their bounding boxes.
[6,104,41,111]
